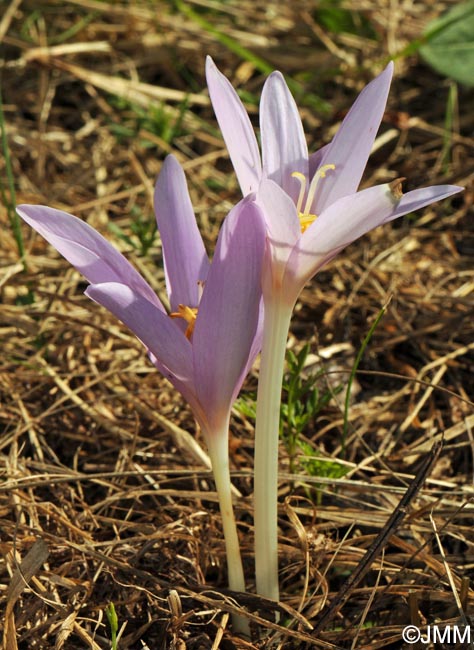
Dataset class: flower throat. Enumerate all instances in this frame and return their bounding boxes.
[291,164,336,233]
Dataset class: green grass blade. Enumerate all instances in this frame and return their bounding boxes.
[441,81,457,171]
[342,300,388,454]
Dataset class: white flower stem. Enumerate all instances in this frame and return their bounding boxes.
[254,295,293,602]
[208,434,250,637]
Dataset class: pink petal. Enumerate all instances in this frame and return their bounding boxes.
[314,62,394,213]
[206,56,262,195]
[308,143,332,179]
[86,282,193,387]
[17,204,163,311]
[154,155,210,312]
[256,179,301,271]
[192,199,266,434]
[286,182,463,293]
[260,71,309,202]
[388,185,463,221]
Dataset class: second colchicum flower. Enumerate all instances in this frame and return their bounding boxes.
[207,57,464,602]
[17,155,266,633]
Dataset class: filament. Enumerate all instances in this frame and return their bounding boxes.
[291,164,336,233]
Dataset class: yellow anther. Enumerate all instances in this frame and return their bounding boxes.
[299,214,316,233]
[291,164,336,233]
[170,304,198,340]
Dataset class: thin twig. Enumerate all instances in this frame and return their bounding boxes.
[312,437,443,635]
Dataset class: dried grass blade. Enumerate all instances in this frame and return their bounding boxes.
[0,83,24,265]
[4,539,49,650]
[0,0,22,44]
[23,41,112,61]
[46,59,208,108]
[5,539,49,615]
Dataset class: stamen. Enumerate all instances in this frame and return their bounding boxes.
[170,304,198,340]
[303,163,335,215]
[291,171,307,215]
[291,164,336,233]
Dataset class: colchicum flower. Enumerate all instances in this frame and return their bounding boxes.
[17,155,266,633]
[206,57,464,602]
[206,57,462,306]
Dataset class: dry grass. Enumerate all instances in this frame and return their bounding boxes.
[1,0,474,648]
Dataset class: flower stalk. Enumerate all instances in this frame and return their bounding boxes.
[207,432,250,635]
[253,292,294,602]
